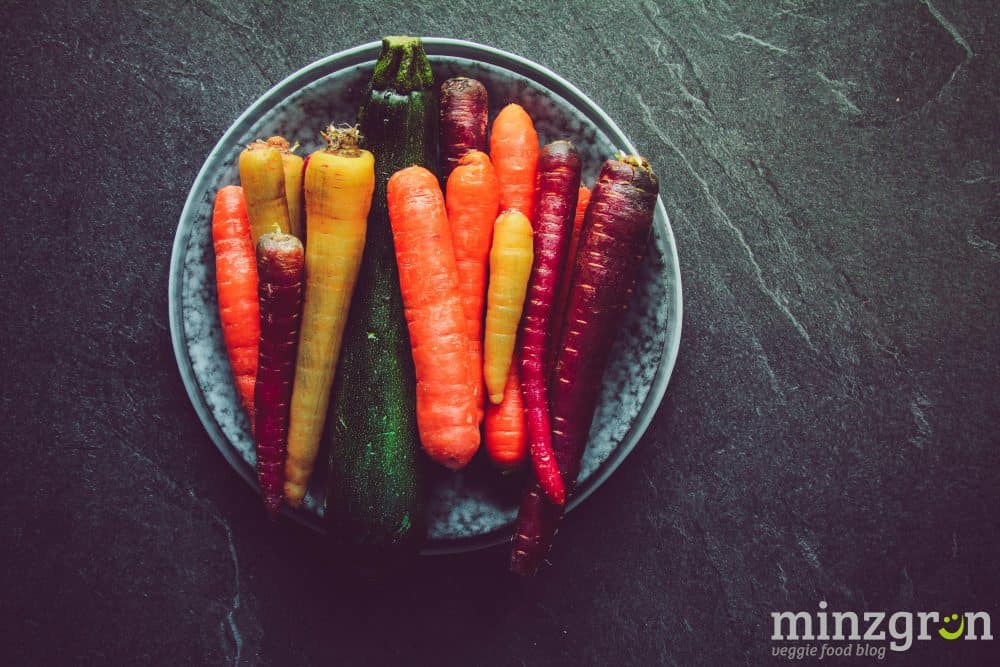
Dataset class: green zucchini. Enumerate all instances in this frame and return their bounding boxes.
[324,36,437,557]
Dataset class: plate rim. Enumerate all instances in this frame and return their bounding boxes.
[167,37,683,556]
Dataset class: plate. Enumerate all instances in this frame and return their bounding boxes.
[167,38,682,555]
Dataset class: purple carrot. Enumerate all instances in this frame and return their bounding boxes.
[510,155,659,575]
[253,232,304,517]
[440,77,488,180]
[519,140,582,506]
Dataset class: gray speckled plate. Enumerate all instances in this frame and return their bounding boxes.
[168,38,682,555]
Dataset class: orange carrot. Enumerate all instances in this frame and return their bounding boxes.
[484,354,527,469]
[211,186,259,428]
[387,166,480,470]
[445,150,500,425]
[551,184,591,371]
[490,103,539,221]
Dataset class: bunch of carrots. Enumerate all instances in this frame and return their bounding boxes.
[213,126,375,515]
[209,37,658,575]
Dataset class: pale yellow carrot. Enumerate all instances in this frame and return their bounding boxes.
[284,126,374,507]
[266,136,305,241]
[239,139,291,245]
[483,209,534,404]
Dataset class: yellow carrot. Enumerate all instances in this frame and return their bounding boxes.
[483,209,534,404]
[284,126,374,507]
[239,139,291,245]
[266,136,305,241]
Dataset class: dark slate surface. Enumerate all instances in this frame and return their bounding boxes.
[2,1,998,665]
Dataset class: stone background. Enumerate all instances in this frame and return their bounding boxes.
[2,1,997,665]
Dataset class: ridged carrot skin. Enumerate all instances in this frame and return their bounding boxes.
[440,77,488,180]
[388,165,480,470]
[490,103,539,221]
[239,140,291,245]
[266,136,305,241]
[510,155,659,575]
[212,186,259,428]
[254,233,304,517]
[445,150,500,424]
[550,157,657,482]
[551,184,591,372]
[519,141,582,506]
[483,209,534,404]
[283,127,373,508]
[484,354,527,469]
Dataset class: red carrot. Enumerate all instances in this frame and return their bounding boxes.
[446,150,500,424]
[550,184,591,372]
[510,155,659,575]
[511,483,560,572]
[212,186,259,428]
[490,103,539,220]
[519,141,581,506]
[387,165,480,470]
[440,77,489,180]
[253,232,304,517]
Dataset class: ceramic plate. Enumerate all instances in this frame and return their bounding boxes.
[168,38,682,554]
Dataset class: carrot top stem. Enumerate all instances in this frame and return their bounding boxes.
[320,125,363,156]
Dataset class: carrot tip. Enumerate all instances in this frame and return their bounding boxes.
[535,466,567,506]
[543,487,566,506]
[263,495,282,518]
[510,556,540,577]
[283,483,304,508]
[432,447,478,471]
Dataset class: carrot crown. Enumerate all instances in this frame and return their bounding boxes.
[610,153,660,197]
[245,138,273,151]
[371,36,433,94]
[266,136,290,151]
[266,136,300,154]
[615,152,653,172]
[319,124,362,157]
